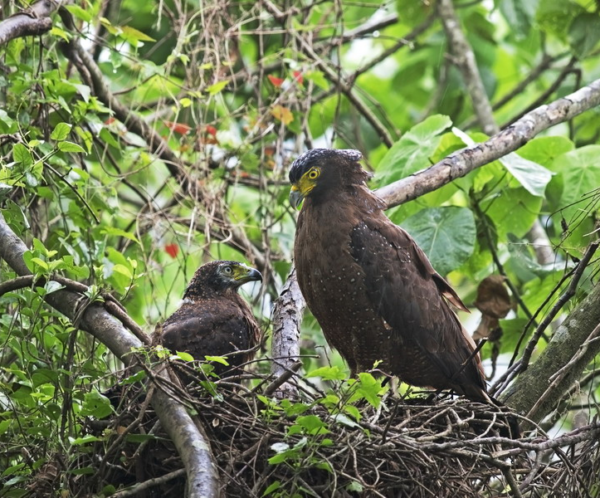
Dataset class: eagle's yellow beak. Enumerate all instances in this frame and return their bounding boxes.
[289,185,304,209]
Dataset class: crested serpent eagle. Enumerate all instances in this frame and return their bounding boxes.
[289,148,491,403]
[157,261,262,377]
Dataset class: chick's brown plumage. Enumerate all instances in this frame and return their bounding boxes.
[157,260,262,377]
[289,149,489,402]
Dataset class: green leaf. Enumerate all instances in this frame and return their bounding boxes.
[0,109,16,133]
[58,141,86,154]
[496,0,538,38]
[480,187,542,239]
[377,115,453,185]
[517,136,574,167]
[305,70,328,89]
[352,372,385,408]
[121,25,156,42]
[70,435,101,445]
[550,145,600,221]
[347,481,364,492]
[401,207,476,275]
[262,481,281,496]
[207,80,229,95]
[536,0,584,40]
[176,351,195,362]
[395,0,432,25]
[65,5,93,23]
[111,263,133,279]
[51,122,72,141]
[333,413,360,428]
[568,13,600,59]
[121,371,147,385]
[306,365,346,381]
[205,355,229,365]
[296,415,328,434]
[499,153,554,197]
[13,143,32,165]
[100,227,140,244]
[79,391,114,419]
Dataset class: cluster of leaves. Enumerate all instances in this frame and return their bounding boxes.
[261,369,386,497]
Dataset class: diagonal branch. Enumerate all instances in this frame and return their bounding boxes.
[376,78,600,208]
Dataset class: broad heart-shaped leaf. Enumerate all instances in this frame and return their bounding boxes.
[376,115,452,185]
[496,0,537,38]
[568,13,600,59]
[499,152,554,197]
[517,136,574,167]
[401,206,476,276]
[452,128,554,196]
[550,145,600,221]
[480,187,542,239]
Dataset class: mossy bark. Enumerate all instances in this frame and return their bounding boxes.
[502,282,600,422]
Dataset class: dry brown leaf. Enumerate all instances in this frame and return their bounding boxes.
[472,275,512,340]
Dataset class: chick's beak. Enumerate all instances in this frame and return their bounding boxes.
[289,185,304,209]
[246,268,263,282]
[236,267,262,284]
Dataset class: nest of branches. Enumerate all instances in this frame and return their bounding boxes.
[30,362,600,498]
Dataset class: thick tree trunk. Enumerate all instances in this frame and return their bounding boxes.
[501,282,600,422]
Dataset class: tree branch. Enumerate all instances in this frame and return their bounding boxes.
[376,78,600,208]
[0,212,219,498]
[437,0,498,135]
[500,282,600,422]
[0,0,57,46]
[263,0,396,148]
[270,268,305,396]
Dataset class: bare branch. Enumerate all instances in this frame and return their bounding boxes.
[376,78,600,208]
[0,0,57,46]
[270,268,305,396]
[437,0,498,135]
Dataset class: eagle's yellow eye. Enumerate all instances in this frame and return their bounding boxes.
[307,168,320,180]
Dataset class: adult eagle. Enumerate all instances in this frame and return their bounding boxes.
[289,149,489,403]
[157,261,262,377]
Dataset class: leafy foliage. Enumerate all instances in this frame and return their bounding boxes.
[1,0,600,495]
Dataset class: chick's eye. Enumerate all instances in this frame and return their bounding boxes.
[308,169,319,179]
[223,266,232,274]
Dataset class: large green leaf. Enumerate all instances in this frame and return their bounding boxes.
[536,0,584,41]
[550,145,600,220]
[496,0,539,38]
[480,187,543,238]
[517,136,574,167]
[377,115,453,185]
[453,127,553,196]
[499,153,554,197]
[568,13,600,59]
[401,207,476,275]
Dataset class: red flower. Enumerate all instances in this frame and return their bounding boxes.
[165,243,179,258]
[268,75,284,87]
[163,121,192,135]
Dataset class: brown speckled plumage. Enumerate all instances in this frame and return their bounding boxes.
[290,149,489,402]
[157,261,262,377]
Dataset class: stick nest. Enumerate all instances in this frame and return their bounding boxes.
[29,364,600,497]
